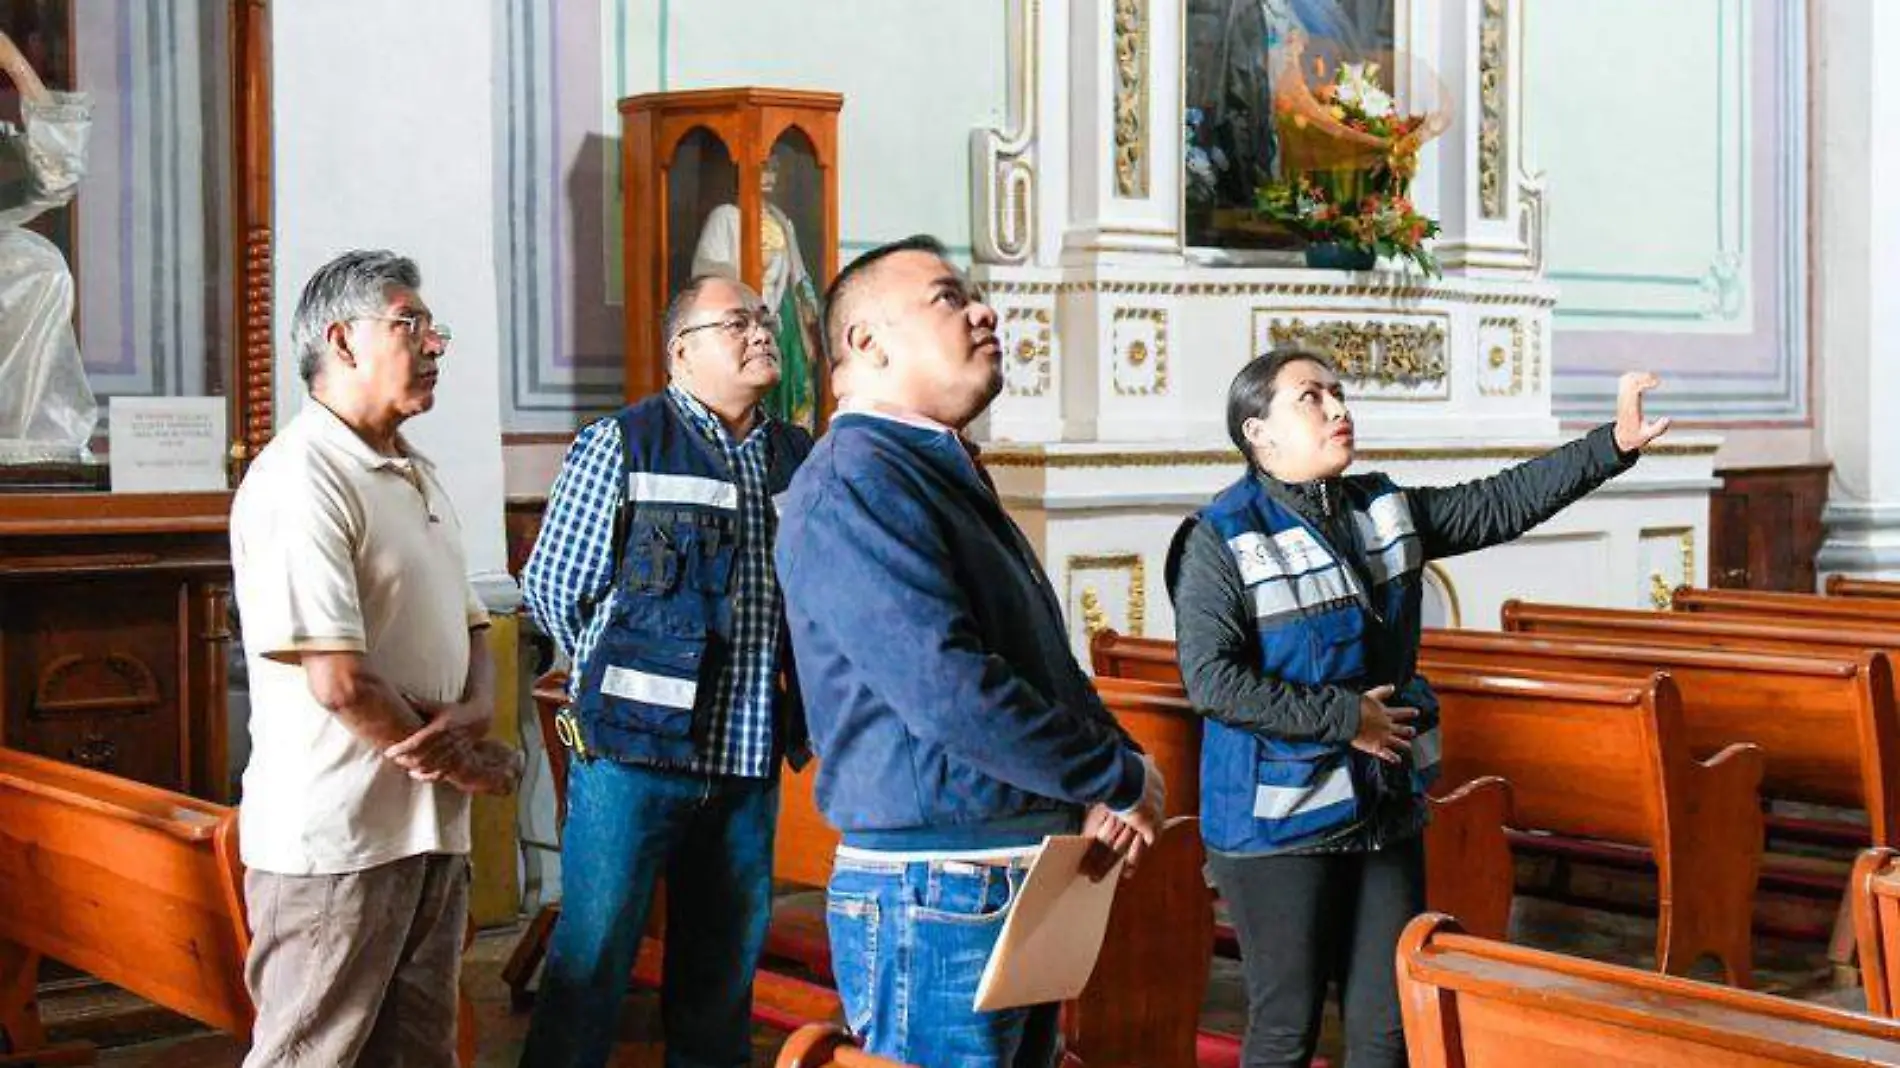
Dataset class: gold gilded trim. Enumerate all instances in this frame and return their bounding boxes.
[1478,316,1524,397]
[1111,307,1169,395]
[1424,562,1464,628]
[1112,0,1150,198]
[1642,527,1696,610]
[984,441,1718,470]
[1068,552,1147,636]
[976,277,1558,308]
[1478,0,1507,219]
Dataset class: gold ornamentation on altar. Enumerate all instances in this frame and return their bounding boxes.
[1069,553,1147,637]
[1641,528,1696,610]
[1479,0,1507,219]
[1478,316,1524,397]
[1266,318,1447,386]
[1111,307,1168,395]
[982,440,1718,470]
[973,277,1560,308]
[1080,588,1109,637]
[1001,306,1052,397]
[1112,0,1149,198]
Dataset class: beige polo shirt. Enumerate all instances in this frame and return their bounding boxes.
[230,402,489,875]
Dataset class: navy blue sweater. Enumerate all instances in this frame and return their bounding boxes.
[775,413,1146,851]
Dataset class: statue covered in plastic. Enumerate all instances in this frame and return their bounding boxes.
[690,155,825,432]
[0,30,94,463]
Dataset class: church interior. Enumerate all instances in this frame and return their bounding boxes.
[6,0,1900,1065]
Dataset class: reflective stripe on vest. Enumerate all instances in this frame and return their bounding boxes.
[1253,762,1355,820]
[627,472,739,511]
[1353,492,1424,587]
[601,665,698,710]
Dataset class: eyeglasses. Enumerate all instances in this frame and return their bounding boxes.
[673,308,780,343]
[358,313,453,349]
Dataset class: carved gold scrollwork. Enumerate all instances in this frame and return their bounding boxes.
[1068,554,1147,637]
[1641,529,1696,610]
[1478,0,1507,219]
[1266,318,1448,386]
[1112,0,1149,198]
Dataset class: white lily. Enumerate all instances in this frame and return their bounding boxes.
[1334,61,1394,118]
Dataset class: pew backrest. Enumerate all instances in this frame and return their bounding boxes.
[0,747,253,1036]
[1501,598,1900,659]
[1429,666,1765,983]
[1090,630,1183,685]
[1420,628,1900,842]
[1400,913,1900,1065]
[1831,576,1900,601]
[1093,675,1200,820]
[1675,586,1900,626]
[1854,848,1900,1016]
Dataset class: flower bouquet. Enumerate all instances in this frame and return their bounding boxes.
[1255,35,1450,274]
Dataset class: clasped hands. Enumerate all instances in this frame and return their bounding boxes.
[1081,752,1168,882]
[384,696,523,796]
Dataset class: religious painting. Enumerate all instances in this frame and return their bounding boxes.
[1184,0,1396,249]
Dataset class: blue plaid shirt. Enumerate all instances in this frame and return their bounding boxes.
[523,386,782,779]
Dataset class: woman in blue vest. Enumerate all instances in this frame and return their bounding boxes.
[1167,347,1669,1067]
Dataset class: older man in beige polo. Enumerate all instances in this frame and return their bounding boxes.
[230,249,519,1067]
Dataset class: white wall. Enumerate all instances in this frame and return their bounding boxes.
[1816,0,1900,577]
[273,0,511,599]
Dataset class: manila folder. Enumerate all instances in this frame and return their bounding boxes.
[973,834,1122,1012]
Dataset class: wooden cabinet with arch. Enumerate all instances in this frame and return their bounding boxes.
[618,87,842,432]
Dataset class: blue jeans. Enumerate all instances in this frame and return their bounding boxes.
[519,759,778,1068]
[826,854,1061,1068]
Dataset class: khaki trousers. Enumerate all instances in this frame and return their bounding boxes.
[242,853,469,1068]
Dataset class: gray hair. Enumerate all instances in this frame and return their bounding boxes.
[662,273,740,354]
[291,250,423,388]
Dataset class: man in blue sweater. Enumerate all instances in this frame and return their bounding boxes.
[775,235,1165,1065]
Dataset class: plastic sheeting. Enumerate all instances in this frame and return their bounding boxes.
[0,92,94,463]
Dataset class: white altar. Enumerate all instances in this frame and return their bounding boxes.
[965,0,1718,658]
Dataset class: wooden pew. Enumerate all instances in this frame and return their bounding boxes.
[0,745,482,1067]
[1091,672,1517,943]
[1675,585,1900,626]
[1853,847,1900,1016]
[1430,668,1764,986]
[1831,575,1900,601]
[775,1023,915,1068]
[1090,630,1183,686]
[0,747,250,1064]
[1419,628,1900,850]
[1398,912,1900,1066]
[1501,598,1900,665]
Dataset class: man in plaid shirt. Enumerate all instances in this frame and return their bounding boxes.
[518,275,813,1068]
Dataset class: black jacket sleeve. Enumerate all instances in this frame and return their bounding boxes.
[1407,423,1636,562]
[1168,518,1362,744]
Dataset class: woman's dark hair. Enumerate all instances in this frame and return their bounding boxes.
[1224,347,1337,460]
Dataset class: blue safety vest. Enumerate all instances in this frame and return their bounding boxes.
[1196,472,1442,852]
[572,393,811,766]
